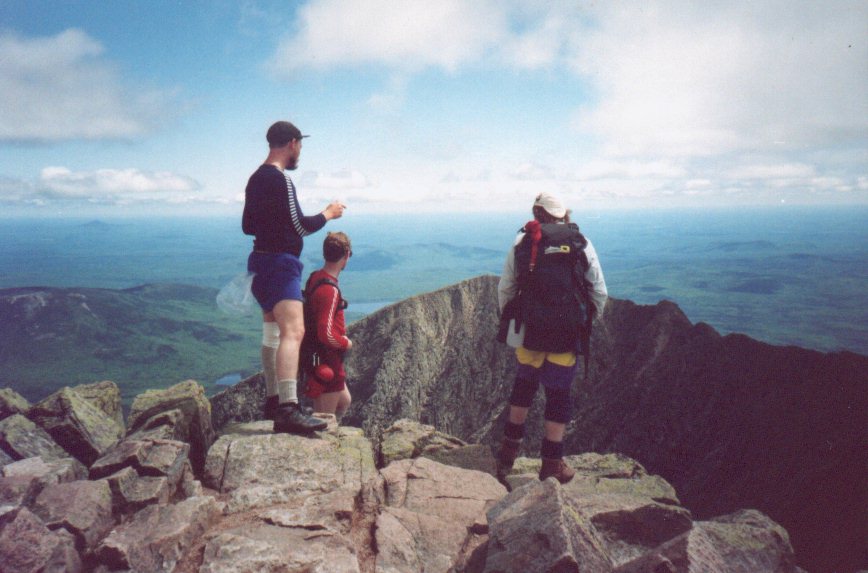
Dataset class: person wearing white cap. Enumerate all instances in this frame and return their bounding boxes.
[496,192,608,484]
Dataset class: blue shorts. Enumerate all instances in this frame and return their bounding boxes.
[247,252,304,312]
[516,359,578,391]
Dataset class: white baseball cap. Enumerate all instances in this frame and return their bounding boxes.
[533,192,566,218]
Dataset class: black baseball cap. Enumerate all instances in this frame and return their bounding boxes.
[266,121,309,147]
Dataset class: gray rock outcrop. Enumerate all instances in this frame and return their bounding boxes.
[343,277,516,444]
[95,495,222,572]
[0,382,801,572]
[342,275,867,573]
[27,386,124,466]
[0,413,72,463]
[31,479,115,552]
[209,372,266,431]
[127,379,215,474]
[376,456,505,573]
[71,380,125,431]
[0,388,30,421]
[0,505,83,573]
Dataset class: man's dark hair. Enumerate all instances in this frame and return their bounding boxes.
[266,121,307,148]
[323,232,351,262]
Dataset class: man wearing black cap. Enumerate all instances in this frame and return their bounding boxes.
[243,120,346,434]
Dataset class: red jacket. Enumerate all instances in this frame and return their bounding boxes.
[306,269,350,351]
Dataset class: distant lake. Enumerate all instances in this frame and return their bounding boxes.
[215,372,244,386]
[1,206,866,355]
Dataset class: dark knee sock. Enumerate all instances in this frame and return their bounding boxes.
[540,439,564,459]
[504,421,525,441]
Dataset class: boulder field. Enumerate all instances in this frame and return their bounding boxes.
[0,379,802,572]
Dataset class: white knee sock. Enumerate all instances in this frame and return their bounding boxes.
[277,379,298,405]
[261,322,280,397]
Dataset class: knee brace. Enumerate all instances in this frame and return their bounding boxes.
[508,376,539,409]
[261,322,280,349]
[543,385,572,424]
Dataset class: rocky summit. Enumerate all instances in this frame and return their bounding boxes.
[341,275,867,573]
[1,378,803,572]
[0,274,865,572]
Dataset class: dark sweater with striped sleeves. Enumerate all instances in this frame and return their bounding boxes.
[242,164,325,256]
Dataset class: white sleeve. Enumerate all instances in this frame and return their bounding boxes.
[497,234,524,314]
[583,238,608,318]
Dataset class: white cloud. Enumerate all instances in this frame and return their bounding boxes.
[570,2,868,159]
[0,29,177,142]
[268,1,594,74]
[577,159,686,181]
[0,167,204,206]
[512,162,554,181]
[301,169,371,190]
[270,0,508,73]
[727,163,816,180]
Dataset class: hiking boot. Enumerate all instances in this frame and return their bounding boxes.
[264,395,313,420]
[495,437,522,480]
[273,402,328,434]
[539,457,576,484]
[263,395,279,421]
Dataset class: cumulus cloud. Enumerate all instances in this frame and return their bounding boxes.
[0,29,177,142]
[269,0,507,73]
[571,2,868,159]
[268,1,866,206]
[268,1,592,74]
[0,167,203,206]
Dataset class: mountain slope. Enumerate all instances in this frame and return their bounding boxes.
[344,275,868,573]
[0,285,260,406]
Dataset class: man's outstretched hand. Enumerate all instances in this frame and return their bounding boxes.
[323,201,346,220]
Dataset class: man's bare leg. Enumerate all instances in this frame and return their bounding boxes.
[271,299,326,433]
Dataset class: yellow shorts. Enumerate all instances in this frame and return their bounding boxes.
[515,346,577,368]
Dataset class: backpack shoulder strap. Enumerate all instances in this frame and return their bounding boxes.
[305,277,340,299]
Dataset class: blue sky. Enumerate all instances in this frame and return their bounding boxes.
[1,0,866,217]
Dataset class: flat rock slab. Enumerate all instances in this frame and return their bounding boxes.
[376,456,506,573]
[0,414,71,463]
[203,421,376,514]
[200,521,361,573]
[95,495,223,573]
[1,455,86,482]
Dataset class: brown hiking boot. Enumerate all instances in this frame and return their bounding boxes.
[495,437,522,480]
[539,457,576,484]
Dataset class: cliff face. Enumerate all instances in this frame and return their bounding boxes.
[344,275,868,573]
[342,275,516,441]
